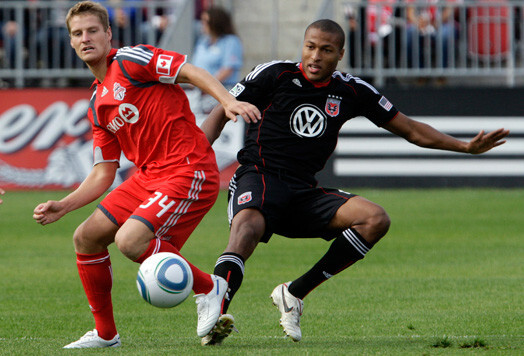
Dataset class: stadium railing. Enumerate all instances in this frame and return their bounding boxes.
[1,0,523,88]
[0,0,194,88]
[343,0,523,87]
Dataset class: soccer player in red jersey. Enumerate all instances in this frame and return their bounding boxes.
[32,1,260,349]
[200,19,509,344]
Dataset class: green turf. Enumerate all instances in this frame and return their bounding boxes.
[0,189,522,355]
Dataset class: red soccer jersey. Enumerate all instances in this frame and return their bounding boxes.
[88,45,218,187]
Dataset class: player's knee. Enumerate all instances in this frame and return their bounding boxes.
[114,231,137,259]
[72,223,87,250]
[368,206,391,239]
[73,220,111,252]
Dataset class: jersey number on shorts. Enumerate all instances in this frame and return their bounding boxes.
[139,192,176,218]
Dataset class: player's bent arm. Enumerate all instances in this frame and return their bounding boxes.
[177,63,260,123]
[60,161,118,211]
[383,112,509,154]
[214,67,235,84]
[33,162,118,225]
[200,104,229,145]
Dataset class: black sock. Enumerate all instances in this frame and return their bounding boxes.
[288,227,372,300]
[213,252,245,314]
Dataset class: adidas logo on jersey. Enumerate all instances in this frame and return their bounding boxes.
[101,86,109,97]
[292,78,302,87]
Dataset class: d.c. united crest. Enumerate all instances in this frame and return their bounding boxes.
[325,95,341,117]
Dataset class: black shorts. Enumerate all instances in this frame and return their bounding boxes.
[227,165,356,242]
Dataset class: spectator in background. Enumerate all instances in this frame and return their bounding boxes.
[0,187,5,204]
[37,0,76,72]
[139,0,183,45]
[192,6,243,89]
[106,0,137,47]
[406,0,460,71]
[346,0,400,75]
[0,17,17,68]
[0,0,33,70]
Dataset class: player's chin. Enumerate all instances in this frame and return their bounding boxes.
[308,73,330,83]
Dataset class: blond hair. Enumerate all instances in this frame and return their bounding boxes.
[66,1,110,34]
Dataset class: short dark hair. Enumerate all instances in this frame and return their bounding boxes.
[305,19,345,50]
[66,1,110,34]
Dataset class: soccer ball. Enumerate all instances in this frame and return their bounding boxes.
[136,252,194,308]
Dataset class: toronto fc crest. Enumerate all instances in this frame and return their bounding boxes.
[113,82,126,101]
[325,95,341,117]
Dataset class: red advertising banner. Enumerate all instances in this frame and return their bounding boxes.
[0,89,241,190]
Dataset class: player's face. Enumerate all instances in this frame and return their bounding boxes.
[301,28,344,83]
[69,14,112,66]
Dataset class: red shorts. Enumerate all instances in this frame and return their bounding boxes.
[99,168,219,250]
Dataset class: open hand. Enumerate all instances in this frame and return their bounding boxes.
[223,99,261,124]
[466,128,510,154]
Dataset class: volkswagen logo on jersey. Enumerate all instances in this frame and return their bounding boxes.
[290,104,327,138]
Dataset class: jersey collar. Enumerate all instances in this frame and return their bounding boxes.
[299,63,332,88]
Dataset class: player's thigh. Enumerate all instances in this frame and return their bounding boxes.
[276,187,354,238]
[74,208,119,253]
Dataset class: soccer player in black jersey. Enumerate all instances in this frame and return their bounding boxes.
[200,19,509,345]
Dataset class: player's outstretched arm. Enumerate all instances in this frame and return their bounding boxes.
[33,162,118,225]
[383,112,510,154]
[177,63,260,124]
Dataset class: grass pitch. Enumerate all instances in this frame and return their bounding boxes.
[0,188,522,355]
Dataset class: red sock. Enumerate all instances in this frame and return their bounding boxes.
[135,238,213,294]
[76,251,117,340]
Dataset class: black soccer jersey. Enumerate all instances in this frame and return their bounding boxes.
[229,61,399,184]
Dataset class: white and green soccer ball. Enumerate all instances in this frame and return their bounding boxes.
[137,252,194,308]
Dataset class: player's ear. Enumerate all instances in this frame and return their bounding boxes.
[338,48,345,61]
[107,26,113,42]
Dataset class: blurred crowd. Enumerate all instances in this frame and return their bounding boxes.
[1,0,522,88]
[0,0,244,89]
[346,0,521,85]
